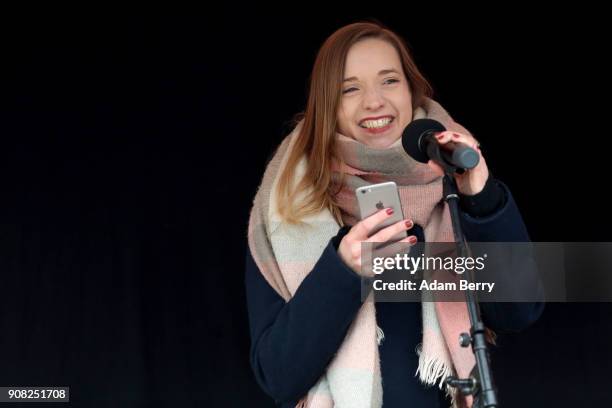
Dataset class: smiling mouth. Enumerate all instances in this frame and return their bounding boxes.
[359,117,395,129]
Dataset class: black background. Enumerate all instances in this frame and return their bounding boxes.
[1,9,610,407]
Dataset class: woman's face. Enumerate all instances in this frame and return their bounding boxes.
[337,38,413,149]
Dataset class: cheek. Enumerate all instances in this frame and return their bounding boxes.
[397,95,413,122]
[337,104,354,132]
[405,101,413,122]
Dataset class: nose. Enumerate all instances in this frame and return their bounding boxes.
[362,87,385,111]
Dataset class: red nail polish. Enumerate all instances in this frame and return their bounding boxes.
[405,220,413,228]
[409,236,417,244]
[386,208,394,215]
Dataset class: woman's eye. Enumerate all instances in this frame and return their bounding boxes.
[343,79,398,94]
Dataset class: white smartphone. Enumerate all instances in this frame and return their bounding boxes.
[355,181,407,241]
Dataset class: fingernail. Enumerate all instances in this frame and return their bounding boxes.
[452,133,460,139]
[405,220,413,229]
[435,133,444,140]
[409,236,417,244]
[386,208,394,215]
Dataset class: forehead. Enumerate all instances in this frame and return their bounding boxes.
[344,38,402,77]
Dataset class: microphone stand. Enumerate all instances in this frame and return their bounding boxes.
[440,168,498,408]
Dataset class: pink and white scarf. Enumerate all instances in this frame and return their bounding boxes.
[248,99,481,407]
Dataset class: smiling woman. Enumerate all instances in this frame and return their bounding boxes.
[245,21,543,408]
[337,39,414,148]
[272,23,433,225]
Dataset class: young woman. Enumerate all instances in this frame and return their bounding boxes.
[246,21,542,408]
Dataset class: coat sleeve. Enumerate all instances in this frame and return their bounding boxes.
[244,227,362,403]
[460,180,545,333]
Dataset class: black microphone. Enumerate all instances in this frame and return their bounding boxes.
[401,119,479,172]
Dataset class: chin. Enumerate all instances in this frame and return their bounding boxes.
[361,137,397,149]
[356,126,402,149]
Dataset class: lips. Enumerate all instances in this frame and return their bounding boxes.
[359,118,395,134]
[358,115,395,127]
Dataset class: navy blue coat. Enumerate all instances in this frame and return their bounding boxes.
[245,178,543,407]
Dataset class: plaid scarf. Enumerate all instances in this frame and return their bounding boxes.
[248,99,477,408]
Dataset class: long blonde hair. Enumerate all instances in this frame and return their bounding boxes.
[276,21,433,224]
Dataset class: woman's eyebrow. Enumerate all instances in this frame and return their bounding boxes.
[378,69,399,76]
[343,69,400,82]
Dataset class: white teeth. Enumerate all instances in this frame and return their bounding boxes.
[360,117,393,129]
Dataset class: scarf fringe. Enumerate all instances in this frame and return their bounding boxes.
[295,397,307,408]
[446,384,472,408]
[376,325,385,345]
[415,349,454,389]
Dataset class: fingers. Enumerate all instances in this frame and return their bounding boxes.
[398,234,418,245]
[372,234,419,259]
[432,130,489,194]
[367,219,414,243]
[341,212,420,276]
[351,207,395,240]
[435,131,480,150]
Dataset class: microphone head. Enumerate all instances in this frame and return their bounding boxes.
[401,118,446,163]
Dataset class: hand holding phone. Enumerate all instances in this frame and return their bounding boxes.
[356,182,407,241]
[336,182,417,276]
